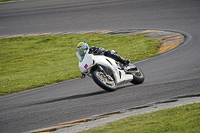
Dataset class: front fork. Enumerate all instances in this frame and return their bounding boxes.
[97,65,113,81]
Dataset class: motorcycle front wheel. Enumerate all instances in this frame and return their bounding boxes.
[91,68,117,92]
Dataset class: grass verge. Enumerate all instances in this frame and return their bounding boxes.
[0,0,17,2]
[80,103,200,133]
[0,34,161,95]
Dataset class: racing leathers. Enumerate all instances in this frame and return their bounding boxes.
[89,46,130,65]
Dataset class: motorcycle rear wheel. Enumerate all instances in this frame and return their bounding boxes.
[131,67,145,85]
[91,69,117,92]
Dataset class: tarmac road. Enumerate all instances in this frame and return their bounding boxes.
[0,0,200,133]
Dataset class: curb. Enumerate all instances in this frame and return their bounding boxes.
[24,29,187,133]
[57,95,200,133]
[81,29,185,54]
[27,92,200,133]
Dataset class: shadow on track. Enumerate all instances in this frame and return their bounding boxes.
[32,83,135,105]
[1,90,109,111]
[31,90,109,106]
[1,85,135,111]
[28,84,134,106]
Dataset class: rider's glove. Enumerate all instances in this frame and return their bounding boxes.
[89,46,96,54]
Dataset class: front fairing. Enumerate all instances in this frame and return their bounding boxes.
[78,51,117,74]
[78,51,94,73]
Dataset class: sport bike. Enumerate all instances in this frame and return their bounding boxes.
[76,49,145,91]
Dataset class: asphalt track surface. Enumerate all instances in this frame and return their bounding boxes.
[0,0,200,133]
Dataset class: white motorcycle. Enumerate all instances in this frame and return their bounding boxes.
[76,48,145,91]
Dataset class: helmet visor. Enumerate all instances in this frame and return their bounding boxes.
[76,48,87,61]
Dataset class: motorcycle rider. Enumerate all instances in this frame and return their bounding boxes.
[76,42,130,77]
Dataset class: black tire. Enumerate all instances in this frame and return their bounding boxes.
[91,68,117,92]
[131,67,145,85]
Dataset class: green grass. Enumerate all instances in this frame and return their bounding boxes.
[0,0,17,2]
[80,103,200,133]
[0,34,161,95]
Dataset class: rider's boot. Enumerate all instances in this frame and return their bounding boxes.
[117,56,130,66]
